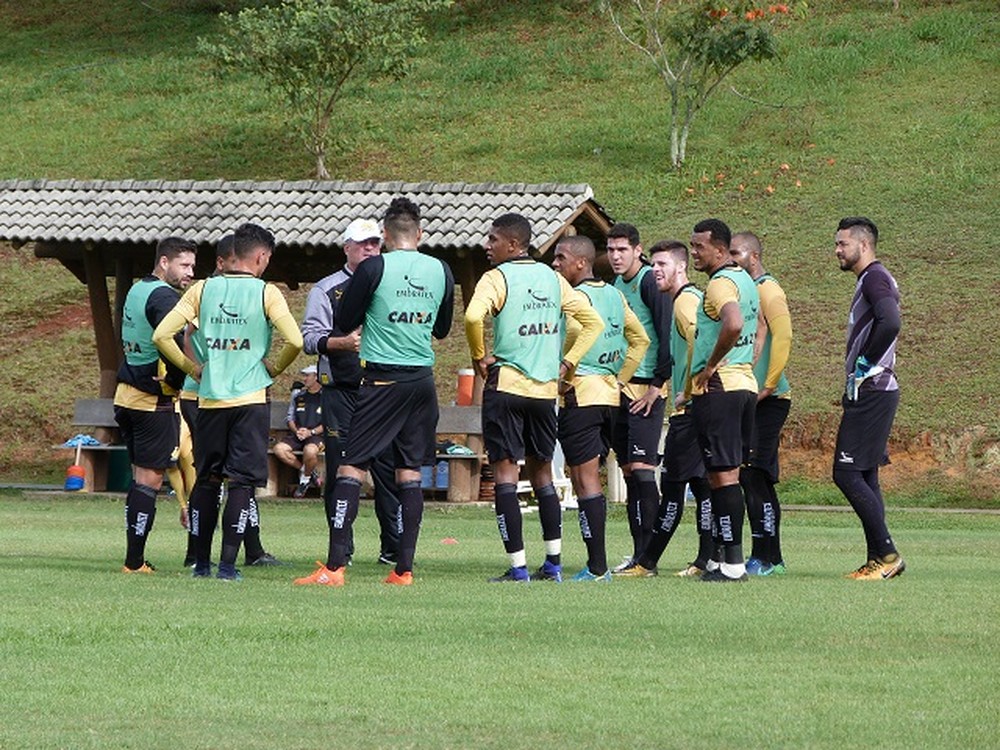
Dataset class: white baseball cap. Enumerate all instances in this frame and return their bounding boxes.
[342,218,381,243]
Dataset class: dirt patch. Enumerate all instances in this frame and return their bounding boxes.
[26,302,93,339]
[782,438,1000,501]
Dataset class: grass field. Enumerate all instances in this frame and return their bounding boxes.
[1,1,998,493]
[2,492,998,748]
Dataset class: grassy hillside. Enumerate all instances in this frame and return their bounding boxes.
[1,0,998,493]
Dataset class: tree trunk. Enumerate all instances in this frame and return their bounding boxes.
[678,121,690,167]
[669,100,682,168]
[315,151,329,180]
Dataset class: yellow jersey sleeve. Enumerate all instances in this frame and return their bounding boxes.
[464,268,506,361]
[264,283,304,375]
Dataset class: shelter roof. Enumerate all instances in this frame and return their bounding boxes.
[0,178,612,254]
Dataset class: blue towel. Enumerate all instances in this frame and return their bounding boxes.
[62,434,102,448]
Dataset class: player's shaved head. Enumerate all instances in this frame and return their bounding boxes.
[732,231,763,258]
[557,235,595,263]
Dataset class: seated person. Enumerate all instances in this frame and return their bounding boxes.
[273,365,325,497]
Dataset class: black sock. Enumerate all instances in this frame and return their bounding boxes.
[494,482,523,555]
[243,495,265,561]
[576,493,607,575]
[691,478,714,568]
[711,483,746,565]
[326,476,362,569]
[124,482,158,569]
[371,453,401,558]
[740,466,769,560]
[633,468,660,560]
[640,479,686,568]
[834,467,896,559]
[220,484,253,566]
[184,530,198,566]
[764,479,783,565]
[395,480,423,575]
[188,481,221,569]
[624,473,640,558]
[536,483,561,565]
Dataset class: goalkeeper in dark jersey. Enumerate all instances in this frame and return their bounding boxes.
[833,217,905,581]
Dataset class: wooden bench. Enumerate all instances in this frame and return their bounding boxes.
[267,402,485,502]
[433,405,485,503]
[60,399,129,492]
[63,398,485,501]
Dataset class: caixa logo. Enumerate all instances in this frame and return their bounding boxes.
[518,321,560,336]
[205,337,252,351]
[388,310,434,323]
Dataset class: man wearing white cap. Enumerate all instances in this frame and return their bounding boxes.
[298,217,401,572]
[273,364,325,498]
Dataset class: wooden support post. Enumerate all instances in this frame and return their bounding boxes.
[82,244,121,398]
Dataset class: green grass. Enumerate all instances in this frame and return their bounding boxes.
[1,0,998,491]
[1,492,998,748]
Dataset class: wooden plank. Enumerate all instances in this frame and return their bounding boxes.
[436,405,482,435]
[270,400,290,431]
[72,398,117,427]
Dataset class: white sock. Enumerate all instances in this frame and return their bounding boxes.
[509,549,527,568]
[721,561,746,579]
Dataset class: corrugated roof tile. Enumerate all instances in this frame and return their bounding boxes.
[0,179,613,251]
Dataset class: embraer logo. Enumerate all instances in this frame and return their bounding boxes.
[396,275,434,298]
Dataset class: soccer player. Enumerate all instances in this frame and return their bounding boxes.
[551,235,649,582]
[730,231,793,576]
[833,217,905,580]
[297,197,454,587]
[689,218,760,582]
[114,236,196,573]
[154,223,303,581]
[620,240,714,578]
[465,213,604,583]
[298,217,400,571]
[605,223,673,574]
[176,235,280,569]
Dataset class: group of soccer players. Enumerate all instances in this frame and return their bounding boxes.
[112,200,905,584]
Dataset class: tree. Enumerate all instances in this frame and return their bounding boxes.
[200,0,451,179]
[600,0,799,168]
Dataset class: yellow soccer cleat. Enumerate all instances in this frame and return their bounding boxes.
[122,561,156,574]
[850,555,906,581]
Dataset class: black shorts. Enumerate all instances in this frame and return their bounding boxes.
[114,406,179,471]
[661,411,706,482]
[747,396,791,481]
[834,389,899,472]
[557,404,614,467]
[179,398,198,435]
[691,389,755,472]
[612,391,667,466]
[195,403,270,487]
[482,389,557,464]
[321,386,349,443]
[343,370,438,470]
[278,434,323,452]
